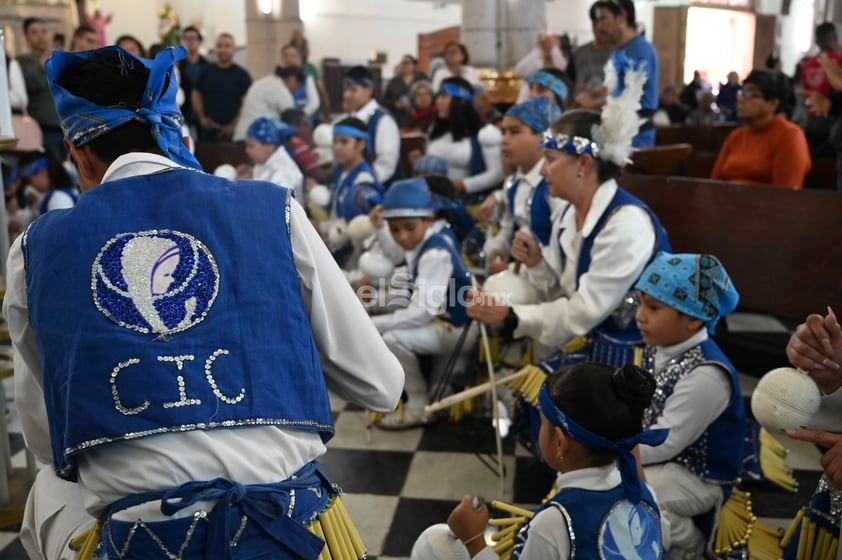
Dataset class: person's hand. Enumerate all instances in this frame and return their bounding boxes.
[407,149,423,168]
[798,89,832,117]
[466,287,510,327]
[575,88,607,110]
[235,163,252,179]
[477,195,498,223]
[511,230,542,268]
[219,122,236,139]
[487,249,509,275]
[452,180,466,192]
[786,308,842,394]
[785,429,842,489]
[369,205,385,230]
[305,177,317,191]
[447,495,489,556]
[199,115,214,130]
[818,53,842,91]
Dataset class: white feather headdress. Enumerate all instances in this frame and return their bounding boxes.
[591,52,648,167]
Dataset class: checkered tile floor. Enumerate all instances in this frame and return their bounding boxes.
[0,362,828,559]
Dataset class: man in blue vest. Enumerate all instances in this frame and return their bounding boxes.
[4,45,403,559]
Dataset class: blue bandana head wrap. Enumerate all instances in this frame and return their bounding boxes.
[46,46,200,170]
[528,69,569,104]
[19,157,49,179]
[538,383,668,504]
[506,97,561,133]
[382,178,438,219]
[332,124,371,147]
[246,117,296,146]
[412,155,449,177]
[634,252,739,334]
[439,81,474,101]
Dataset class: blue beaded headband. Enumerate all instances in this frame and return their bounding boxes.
[540,130,600,159]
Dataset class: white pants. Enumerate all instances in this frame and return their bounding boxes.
[644,462,723,560]
[381,321,478,412]
[21,467,95,560]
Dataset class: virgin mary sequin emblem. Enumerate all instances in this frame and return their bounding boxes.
[92,230,220,335]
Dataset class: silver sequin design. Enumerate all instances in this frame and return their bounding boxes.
[92,230,220,335]
[642,346,721,480]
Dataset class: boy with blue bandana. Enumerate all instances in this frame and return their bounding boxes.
[244,116,304,201]
[634,252,745,559]
[4,45,402,559]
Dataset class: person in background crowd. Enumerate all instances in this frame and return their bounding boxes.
[178,25,208,132]
[711,69,811,188]
[656,85,689,124]
[383,55,428,129]
[409,80,436,133]
[280,43,320,118]
[800,22,842,155]
[590,0,659,147]
[17,17,64,157]
[569,1,615,109]
[114,34,145,58]
[717,71,742,121]
[291,30,332,122]
[680,70,705,110]
[192,33,252,142]
[70,25,97,53]
[431,41,480,92]
[513,33,568,88]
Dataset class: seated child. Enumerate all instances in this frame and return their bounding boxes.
[329,117,384,223]
[371,178,476,430]
[412,362,668,559]
[634,252,744,559]
[244,116,304,201]
[482,96,561,274]
[19,149,78,216]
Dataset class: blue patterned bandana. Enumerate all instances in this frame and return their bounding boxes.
[506,97,561,133]
[528,70,569,103]
[333,124,371,146]
[412,155,448,177]
[46,46,200,170]
[539,384,668,504]
[246,117,296,146]
[634,252,739,334]
[382,178,438,219]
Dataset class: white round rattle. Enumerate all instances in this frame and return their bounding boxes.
[483,268,539,306]
[327,219,349,248]
[213,164,237,181]
[358,251,394,280]
[308,185,331,208]
[347,215,374,242]
[750,367,821,432]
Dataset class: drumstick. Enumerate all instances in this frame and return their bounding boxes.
[423,368,531,414]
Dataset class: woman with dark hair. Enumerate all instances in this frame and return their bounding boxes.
[383,54,428,129]
[114,34,146,58]
[425,77,503,197]
[408,80,436,132]
[711,69,811,188]
[413,362,666,559]
[431,41,480,92]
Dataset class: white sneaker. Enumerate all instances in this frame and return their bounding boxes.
[374,408,436,431]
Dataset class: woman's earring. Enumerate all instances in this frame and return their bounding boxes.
[576,171,584,178]
[556,451,564,463]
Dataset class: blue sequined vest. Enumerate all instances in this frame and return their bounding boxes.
[512,482,663,560]
[642,338,745,484]
[23,169,333,480]
[506,176,552,246]
[411,231,471,327]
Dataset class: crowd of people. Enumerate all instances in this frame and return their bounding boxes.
[2,0,842,559]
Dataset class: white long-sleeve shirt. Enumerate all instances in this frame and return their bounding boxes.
[233,74,296,141]
[370,220,453,333]
[483,158,550,257]
[431,66,482,92]
[4,152,403,517]
[9,58,28,111]
[253,144,304,202]
[512,180,656,349]
[353,99,400,184]
[426,126,503,194]
[639,329,732,465]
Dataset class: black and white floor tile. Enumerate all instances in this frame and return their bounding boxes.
[0,325,829,559]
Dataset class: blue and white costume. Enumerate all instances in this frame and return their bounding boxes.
[635,253,744,559]
[5,45,402,560]
[372,179,476,428]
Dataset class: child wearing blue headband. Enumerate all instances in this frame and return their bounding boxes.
[244,117,304,201]
[634,252,745,559]
[326,117,384,240]
[371,178,475,430]
[412,362,666,559]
